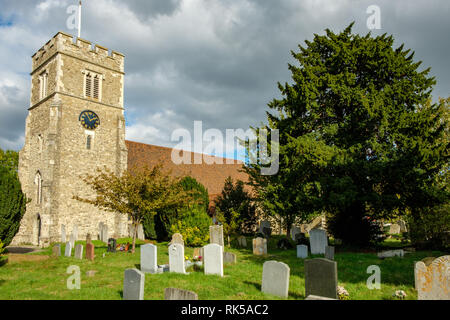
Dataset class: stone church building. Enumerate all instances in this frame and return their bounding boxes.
[12,32,247,247]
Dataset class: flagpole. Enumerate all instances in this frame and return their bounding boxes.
[78,1,82,38]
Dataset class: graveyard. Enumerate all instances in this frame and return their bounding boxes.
[0,234,446,300]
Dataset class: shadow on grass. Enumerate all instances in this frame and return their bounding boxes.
[118,290,123,299]
[0,280,5,286]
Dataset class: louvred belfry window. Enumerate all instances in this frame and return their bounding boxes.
[93,76,100,99]
[84,71,102,101]
[85,73,92,97]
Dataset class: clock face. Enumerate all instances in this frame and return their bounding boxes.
[79,110,100,130]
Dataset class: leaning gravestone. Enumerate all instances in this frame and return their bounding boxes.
[107,238,117,253]
[415,255,450,300]
[237,236,247,248]
[169,243,186,274]
[261,261,290,298]
[165,288,198,300]
[253,237,267,256]
[86,243,95,261]
[223,252,237,264]
[304,258,338,299]
[64,242,72,257]
[325,246,335,260]
[297,245,308,259]
[141,244,158,274]
[61,224,66,243]
[309,229,328,255]
[75,244,84,260]
[209,225,224,247]
[123,268,145,300]
[170,233,184,246]
[52,244,61,257]
[204,244,224,277]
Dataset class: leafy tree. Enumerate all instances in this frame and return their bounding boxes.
[215,208,240,247]
[0,149,19,174]
[214,177,258,234]
[0,165,27,247]
[74,164,192,253]
[170,206,211,247]
[245,24,449,246]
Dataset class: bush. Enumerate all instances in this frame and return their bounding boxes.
[407,204,450,250]
[170,206,211,247]
[0,165,26,247]
[143,176,210,241]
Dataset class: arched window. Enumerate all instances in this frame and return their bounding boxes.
[35,172,42,205]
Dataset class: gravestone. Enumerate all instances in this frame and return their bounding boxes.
[107,238,117,253]
[291,226,301,241]
[295,232,308,245]
[304,258,338,299]
[69,233,75,250]
[123,268,145,300]
[261,261,290,298]
[64,242,72,257]
[377,249,404,259]
[277,238,293,250]
[164,288,198,300]
[61,224,66,243]
[86,233,92,245]
[52,244,61,257]
[415,255,450,300]
[209,225,224,247]
[169,243,186,274]
[170,233,184,246]
[204,244,223,277]
[72,225,78,243]
[141,244,158,274]
[223,252,237,264]
[237,236,247,248]
[309,229,328,254]
[262,227,272,239]
[398,220,408,233]
[75,244,84,260]
[252,237,267,256]
[297,245,308,259]
[98,222,104,241]
[325,246,335,260]
[86,243,95,261]
[259,220,271,234]
[102,225,108,244]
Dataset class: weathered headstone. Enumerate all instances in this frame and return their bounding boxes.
[123,268,145,300]
[137,224,145,241]
[164,288,198,300]
[98,222,104,241]
[64,242,72,257]
[223,252,237,264]
[102,225,108,244]
[252,237,267,256]
[325,246,335,260]
[107,238,116,253]
[262,227,272,238]
[69,233,75,250]
[291,226,301,241]
[209,225,224,247]
[259,220,271,234]
[309,229,328,255]
[75,244,84,260]
[86,243,95,261]
[377,249,404,259]
[297,245,308,259]
[204,244,224,277]
[169,243,186,274]
[415,255,450,300]
[237,236,247,248]
[86,233,92,245]
[141,244,158,274]
[170,233,184,246]
[61,224,66,243]
[52,244,61,257]
[261,261,290,298]
[304,258,338,299]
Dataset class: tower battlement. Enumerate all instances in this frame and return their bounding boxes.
[32,32,124,74]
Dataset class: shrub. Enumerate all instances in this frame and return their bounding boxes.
[0,165,27,247]
[170,206,211,247]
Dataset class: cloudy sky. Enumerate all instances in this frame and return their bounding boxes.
[0,0,448,158]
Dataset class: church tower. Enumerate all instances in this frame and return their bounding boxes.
[12,32,129,247]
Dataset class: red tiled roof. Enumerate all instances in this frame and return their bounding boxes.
[125,140,249,197]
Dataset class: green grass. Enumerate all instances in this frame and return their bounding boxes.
[0,236,445,300]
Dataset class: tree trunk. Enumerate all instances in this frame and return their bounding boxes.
[131,221,138,254]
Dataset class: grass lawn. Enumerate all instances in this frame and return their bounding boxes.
[0,236,445,300]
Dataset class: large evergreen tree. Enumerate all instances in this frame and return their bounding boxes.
[246,24,449,245]
[0,165,27,246]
